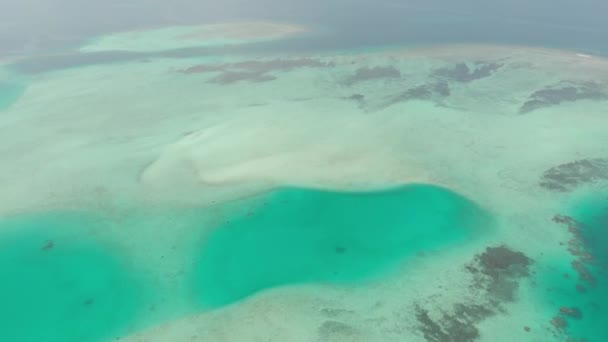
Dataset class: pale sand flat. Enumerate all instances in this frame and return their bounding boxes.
[80,21,308,53]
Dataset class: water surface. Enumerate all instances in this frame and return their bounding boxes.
[194,185,490,308]
[0,212,147,342]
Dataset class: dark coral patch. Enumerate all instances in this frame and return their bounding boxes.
[414,304,493,342]
[415,245,531,342]
[550,199,608,341]
[209,71,276,84]
[319,308,355,318]
[433,61,502,83]
[477,246,531,273]
[553,214,599,287]
[381,81,450,109]
[519,82,608,114]
[576,284,587,293]
[559,306,583,320]
[41,240,55,251]
[415,307,452,342]
[468,246,532,301]
[342,93,366,107]
[343,66,401,85]
[571,260,597,287]
[317,320,357,341]
[398,82,450,100]
[179,58,333,84]
[346,93,365,101]
[407,82,450,99]
[551,315,568,331]
[540,159,608,192]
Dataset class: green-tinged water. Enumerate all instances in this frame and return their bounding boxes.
[0,81,25,111]
[566,194,608,341]
[537,193,608,342]
[0,212,148,342]
[193,185,491,309]
[0,185,491,341]
[573,195,608,269]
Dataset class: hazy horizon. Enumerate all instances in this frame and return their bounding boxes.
[1,0,607,56]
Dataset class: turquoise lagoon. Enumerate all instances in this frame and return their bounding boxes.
[0,184,490,341]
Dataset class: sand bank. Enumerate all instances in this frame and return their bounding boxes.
[80,21,308,53]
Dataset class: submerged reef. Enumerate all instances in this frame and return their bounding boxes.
[179,58,333,84]
[209,70,277,84]
[415,304,494,342]
[415,245,532,342]
[343,93,366,107]
[520,81,608,114]
[553,215,597,288]
[378,81,451,109]
[550,198,608,341]
[393,82,451,102]
[343,66,402,85]
[466,246,532,302]
[540,158,608,192]
[317,320,358,342]
[433,61,503,83]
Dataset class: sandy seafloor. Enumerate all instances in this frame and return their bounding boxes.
[0,22,607,342]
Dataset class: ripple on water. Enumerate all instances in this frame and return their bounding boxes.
[0,212,147,342]
[193,184,492,309]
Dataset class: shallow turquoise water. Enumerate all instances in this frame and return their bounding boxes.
[0,185,491,340]
[574,195,608,269]
[567,194,608,341]
[0,211,147,342]
[0,81,25,111]
[193,185,491,309]
[538,193,608,341]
